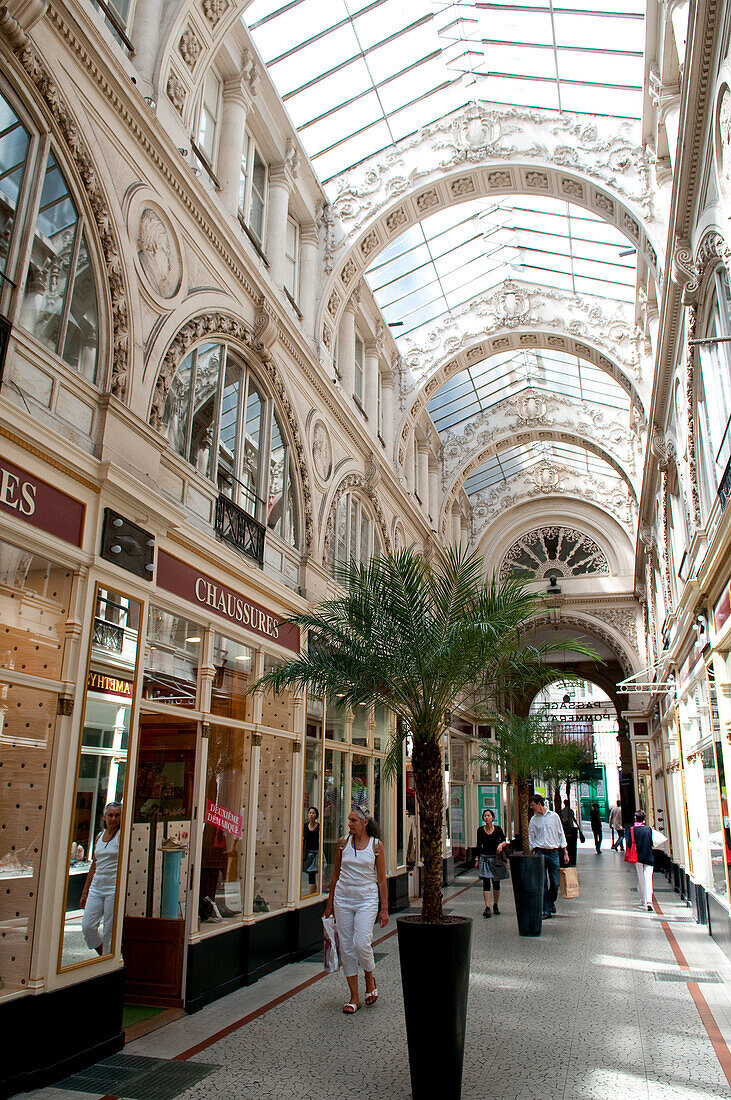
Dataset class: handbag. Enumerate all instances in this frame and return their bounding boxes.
[624,826,638,864]
[578,829,585,844]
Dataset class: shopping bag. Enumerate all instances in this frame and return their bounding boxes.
[322,915,340,973]
[651,828,669,852]
[559,866,579,898]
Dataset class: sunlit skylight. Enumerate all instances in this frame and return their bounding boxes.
[244,0,645,184]
[463,440,626,495]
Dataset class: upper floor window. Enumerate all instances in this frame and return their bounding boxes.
[195,70,221,168]
[284,216,299,300]
[162,342,300,549]
[330,492,379,575]
[239,132,267,247]
[697,268,731,513]
[354,332,364,404]
[499,526,610,581]
[1,88,99,382]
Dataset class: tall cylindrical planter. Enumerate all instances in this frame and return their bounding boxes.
[397,916,472,1099]
[509,853,544,936]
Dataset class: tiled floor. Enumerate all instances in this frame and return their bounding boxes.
[23,844,731,1100]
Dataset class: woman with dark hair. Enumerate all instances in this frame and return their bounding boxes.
[324,805,388,1013]
[303,806,320,894]
[590,802,603,853]
[474,808,508,917]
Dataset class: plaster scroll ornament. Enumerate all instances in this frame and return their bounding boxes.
[530,461,563,492]
[718,86,731,196]
[136,208,181,299]
[455,103,500,153]
[311,420,333,482]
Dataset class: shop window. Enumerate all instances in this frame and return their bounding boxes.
[351,705,369,747]
[284,216,299,300]
[260,653,296,731]
[194,69,222,169]
[322,748,345,891]
[352,753,369,811]
[373,703,389,751]
[239,131,268,247]
[325,695,347,742]
[162,342,300,549]
[59,586,142,970]
[210,633,252,722]
[0,543,72,679]
[198,724,251,930]
[450,738,466,782]
[329,491,378,575]
[253,734,292,914]
[302,697,323,897]
[697,269,731,513]
[143,606,201,707]
[0,86,100,381]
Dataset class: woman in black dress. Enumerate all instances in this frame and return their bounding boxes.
[590,802,603,854]
[303,807,320,894]
[474,808,508,917]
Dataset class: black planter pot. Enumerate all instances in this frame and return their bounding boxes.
[509,853,544,936]
[397,915,472,1100]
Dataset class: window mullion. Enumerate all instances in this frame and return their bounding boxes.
[210,342,227,483]
[185,348,198,461]
[56,218,82,356]
[259,396,274,525]
[233,363,247,506]
[8,132,49,320]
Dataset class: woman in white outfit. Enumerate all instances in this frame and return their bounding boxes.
[324,806,388,1013]
[80,802,121,956]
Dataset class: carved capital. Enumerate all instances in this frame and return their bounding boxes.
[671,239,699,303]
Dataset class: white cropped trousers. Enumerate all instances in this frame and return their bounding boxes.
[635,862,654,907]
[333,885,379,978]
[82,889,115,954]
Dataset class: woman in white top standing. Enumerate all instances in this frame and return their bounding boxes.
[324,805,389,1013]
[80,801,122,956]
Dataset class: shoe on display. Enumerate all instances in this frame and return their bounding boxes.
[483,906,491,918]
[204,896,223,922]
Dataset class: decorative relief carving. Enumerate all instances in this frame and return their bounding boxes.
[136,206,181,299]
[488,170,512,188]
[9,35,130,397]
[450,176,475,197]
[385,206,408,234]
[622,212,640,240]
[166,70,186,114]
[594,192,614,217]
[360,229,379,259]
[327,288,342,319]
[416,189,439,213]
[499,526,610,582]
[340,257,358,287]
[684,305,702,530]
[201,0,229,26]
[671,239,700,302]
[525,171,549,190]
[561,178,583,198]
[178,26,202,70]
[150,313,313,553]
[716,85,731,195]
[311,419,333,482]
[322,321,333,351]
[528,613,634,675]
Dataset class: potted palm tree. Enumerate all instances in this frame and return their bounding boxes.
[253,548,589,1099]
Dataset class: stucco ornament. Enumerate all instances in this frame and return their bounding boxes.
[136,208,181,299]
[499,526,610,582]
[470,472,636,539]
[311,420,333,482]
[717,86,731,197]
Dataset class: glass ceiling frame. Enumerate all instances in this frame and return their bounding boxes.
[463,438,629,497]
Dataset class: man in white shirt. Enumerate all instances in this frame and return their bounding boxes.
[528,793,569,919]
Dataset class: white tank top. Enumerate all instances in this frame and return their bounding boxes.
[92,829,120,894]
[337,836,378,891]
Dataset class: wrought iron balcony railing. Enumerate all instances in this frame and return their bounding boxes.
[718,453,731,513]
[215,494,266,566]
[93,617,124,652]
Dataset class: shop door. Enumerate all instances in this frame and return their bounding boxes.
[122,715,197,1006]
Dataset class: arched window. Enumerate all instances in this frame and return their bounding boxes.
[162,342,300,548]
[329,491,380,574]
[499,526,609,581]
[0,86,100,382]
[697,268,731,515]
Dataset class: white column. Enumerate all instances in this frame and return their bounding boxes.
[429,461,440,525]
[663,97,681,171]
[130,0,164,92]
[338,301,356,397]
[452,507,462,545]
[218,78,252,216]
[266,165,293,287]
[381,374,395,452]
[418,444,430,511]
[299,223,318,337]
[365,344,379,428]
[647,301,661,357]
[668,0,689,65]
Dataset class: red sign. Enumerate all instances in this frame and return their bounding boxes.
[87,670,133,698]
[205,800,242,837]
[714,584,731,636]
[0,455,84,546]
[156,550,300,653]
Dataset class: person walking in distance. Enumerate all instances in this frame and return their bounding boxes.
[475,808,508,917]
[590,802,603,854]
[560,798,580,867]
[609,800,624,851]
[629,810,655,911]
[324,806,388,1013]
[528,794,569,919]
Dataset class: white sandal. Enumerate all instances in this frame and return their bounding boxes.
[365,987,378,1006]
[342,1001,361,1014]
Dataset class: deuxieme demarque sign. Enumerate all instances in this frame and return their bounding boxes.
[0,454,85,546]
[156,549,300,653]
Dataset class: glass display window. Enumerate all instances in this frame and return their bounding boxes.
[0,543,72,680]
[325,696,347,742]
[253,735,292,914]
[351,706,369,747]
[352,753,369,812]
[210,634,253,722]
[143,606,201,707]
[322,748,345,891]
[302,699,324,898]
[60,586,143,971]
[260,654,296,731]
[198,724,251,931]
[451,738,466,783]
[373,704,389,751]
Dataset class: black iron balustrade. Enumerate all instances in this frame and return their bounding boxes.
[93,617,124,652]
[718,453,731,512]
[215,493,266,566]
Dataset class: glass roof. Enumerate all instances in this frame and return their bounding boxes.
[365,195,636,341]
[244,0,645,185]
[463,439,626,496]
[428,348,631,432]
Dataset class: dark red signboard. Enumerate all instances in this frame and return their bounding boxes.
[714,584,731,636]
[0,454,85,546]
[157,549,300,653]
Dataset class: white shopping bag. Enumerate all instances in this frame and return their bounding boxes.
[322,915,340,973]
[651,828,669,851]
